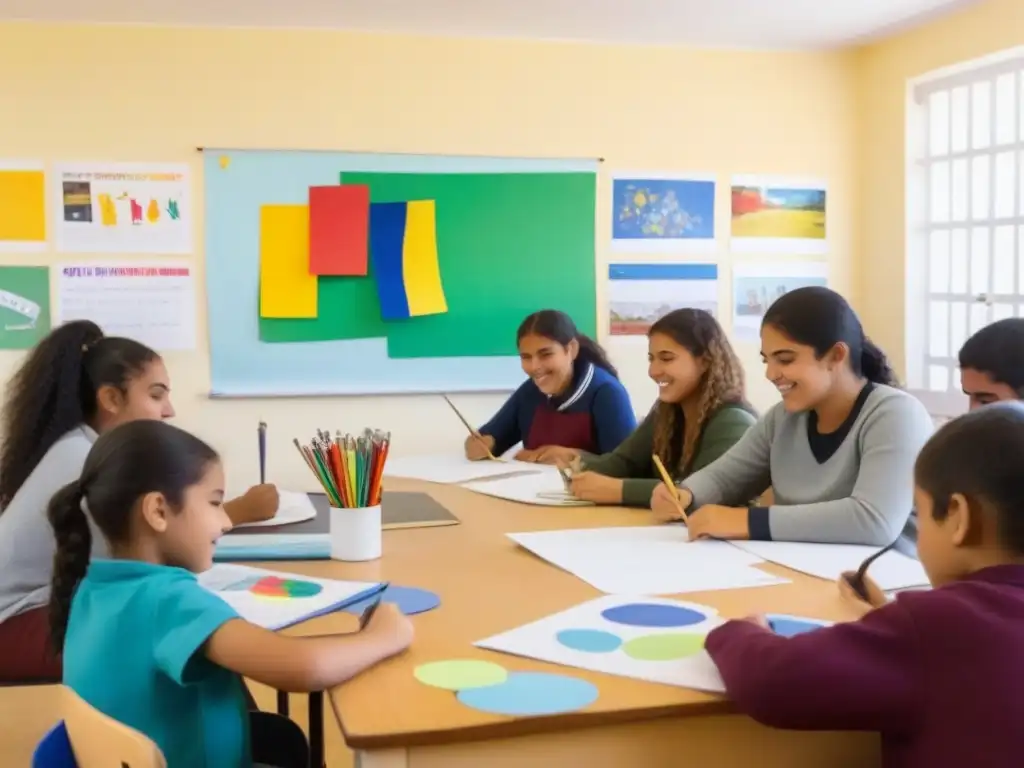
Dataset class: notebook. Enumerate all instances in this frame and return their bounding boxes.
[214,491,459,561]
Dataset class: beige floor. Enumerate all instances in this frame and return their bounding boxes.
[249,682,354,768]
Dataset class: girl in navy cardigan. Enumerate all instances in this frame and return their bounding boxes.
[465,310,635,463]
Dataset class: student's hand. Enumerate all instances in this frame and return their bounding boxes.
[685,505,750,541]
[225,484,279,525]
[650,483,690,523]
[569,472,623,504]
[363,603,414,655]
[742,614,772,630]
[838,571,887,616]
[529,446,580,466]
[464,433,496,461]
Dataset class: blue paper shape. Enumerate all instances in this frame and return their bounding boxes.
[767,614,830,638]
[456,672,599,716]
[601,602,706,628]
[342,584,440,616]
[556,628,622,653]
[368,202,410,320]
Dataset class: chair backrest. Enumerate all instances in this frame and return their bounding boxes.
[61,686,166,768]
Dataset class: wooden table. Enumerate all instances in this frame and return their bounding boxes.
[272,478,881,768]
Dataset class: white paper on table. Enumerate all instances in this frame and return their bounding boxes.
[232,490,317,529]
[508,526,788,595]
[198,563,380,630]
[727,540,930,591]
[383,455,543,485]
[462,468,593,507]
[475,594,727,693]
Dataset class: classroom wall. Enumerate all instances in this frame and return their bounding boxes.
[0,23,858,494]
[855,0,1024,377]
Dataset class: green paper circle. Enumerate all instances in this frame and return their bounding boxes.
[414,659,508,691]
[621,633,706,661]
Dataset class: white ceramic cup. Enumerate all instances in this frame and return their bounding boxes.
[329,504,382,562]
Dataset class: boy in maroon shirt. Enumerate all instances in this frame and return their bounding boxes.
[705,401,1024,768]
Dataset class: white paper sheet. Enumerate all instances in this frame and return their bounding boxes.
[463,468,593,507]
[198,563,380,630]
[384,454,544,484]
[476,594,727,693]
[727,540,930,591]
[508,526,788,595]
[232,490,317,529]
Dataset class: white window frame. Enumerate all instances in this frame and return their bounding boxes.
[906,47,1024,420]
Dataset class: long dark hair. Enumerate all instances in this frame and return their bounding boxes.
[648,309,748,474]
[517,310,618,378]
[915,402,1024,552]
[47,420,219,650]
[0,321,160,510]
[762,286,899,387]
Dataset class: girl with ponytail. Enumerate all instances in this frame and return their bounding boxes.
[465,309,636,462]
[52,420,412,768]
[653,286,935,549]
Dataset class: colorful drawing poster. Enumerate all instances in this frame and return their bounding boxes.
[53,162,192,254]
[611,173,716,253]
[0,266,50,349]
[54,261,197,350]
[0,160,47,252]
[608,264,718,336]
[732,261,828,341]
[730,176,827,254]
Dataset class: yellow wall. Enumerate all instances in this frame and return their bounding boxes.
[0,23,857,492]
[856,0,1024,376]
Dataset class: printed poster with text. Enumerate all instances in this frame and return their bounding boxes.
[53,162,192,254]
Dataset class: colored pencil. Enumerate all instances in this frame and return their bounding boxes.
[441,394,500,461]
[651,454,688,523]
[295,429,391,509]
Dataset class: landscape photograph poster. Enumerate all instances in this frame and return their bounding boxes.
[608,263,718,336]
[730,175,827,254]
[611,173,716,253]
[731,261,828,341]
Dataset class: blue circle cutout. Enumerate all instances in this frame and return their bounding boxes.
[556,628,622,653]
[767,616,828,638]
[456,672,599,716]
[343,585,440,617]
[601,603,706,628]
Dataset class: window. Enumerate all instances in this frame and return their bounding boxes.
[906,48,1024,419]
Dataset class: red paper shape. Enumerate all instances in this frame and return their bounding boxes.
[308,185,369,275]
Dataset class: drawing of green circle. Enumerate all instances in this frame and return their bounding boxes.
[622,633,706,661]
[414,660,508,691]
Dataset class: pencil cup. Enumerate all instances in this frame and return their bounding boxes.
[329,504,382,562]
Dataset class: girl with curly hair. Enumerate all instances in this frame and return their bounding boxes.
[564,309,757,506]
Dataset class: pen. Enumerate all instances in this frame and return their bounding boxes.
[359,582,390,630]
[258,421,267,485]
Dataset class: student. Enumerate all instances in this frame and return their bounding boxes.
[51,419,413,768]
[958,317,1024,409]
[464,310,636,461]
[653,286,934,548]
[704,402,1024,768]
[0,320,278,683]
[561,309,756,506]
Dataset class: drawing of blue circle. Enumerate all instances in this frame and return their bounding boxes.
[456,672,599,716]
[601,603,706,628]
[767,616,827,638]
[556,629,622,653]
[343,585,441,617]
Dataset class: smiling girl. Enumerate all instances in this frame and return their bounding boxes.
[653,287,934,548]
[555,309,756,506]
[465,310,636,462]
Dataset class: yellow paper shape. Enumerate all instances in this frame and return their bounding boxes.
[146,199,160,223]
[0,170,46,243]
[402,200,448,317]
[259,204,318,318]
[98,194,117,226]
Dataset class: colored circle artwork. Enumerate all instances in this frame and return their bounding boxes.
[220,575,322,599]
[621,633,706,661]
[556,628,622,653]
[767,615,831,638]
[343,585,441,617]
[414,660,509,691]
[601,603,706,628]
[456,672,599,717]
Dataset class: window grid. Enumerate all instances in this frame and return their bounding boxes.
[910,58,1024,416]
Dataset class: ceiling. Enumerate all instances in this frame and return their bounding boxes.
[0,0,981,50]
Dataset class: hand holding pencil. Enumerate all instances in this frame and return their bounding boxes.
[443,395,501,462]
[650,454,690,525]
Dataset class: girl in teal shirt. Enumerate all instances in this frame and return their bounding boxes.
[51,420,414,768]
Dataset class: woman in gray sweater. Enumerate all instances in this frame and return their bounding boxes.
[653,287,934,549]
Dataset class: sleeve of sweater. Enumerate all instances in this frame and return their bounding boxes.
[478,384,528,456]
[590,381,637,453]
[689,406,758,474]
[751,393,935,546]
[580,409,657,507]
[704,602,922,734]
[681,408,776,508]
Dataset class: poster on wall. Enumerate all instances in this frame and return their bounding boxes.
[608,263,718,336]
[52,162,192,254]
[732,261,828,341]
[0,266,50,349]
[54,261,196,350]
[611,173,716,253]
[0,160,47,253]
[730,175,827,255]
